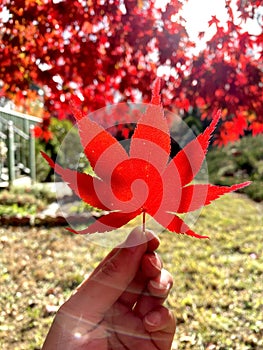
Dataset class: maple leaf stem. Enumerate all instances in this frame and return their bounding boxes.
[142,211,146,234]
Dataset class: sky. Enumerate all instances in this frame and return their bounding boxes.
[182,0,228,40]
[156,0,262,52]
[182,0,262,45]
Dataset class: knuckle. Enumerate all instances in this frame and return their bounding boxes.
[100,259,121,278]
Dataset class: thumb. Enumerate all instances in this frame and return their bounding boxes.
[63,227,149,320]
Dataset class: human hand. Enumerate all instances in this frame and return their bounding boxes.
[42,228,175,349]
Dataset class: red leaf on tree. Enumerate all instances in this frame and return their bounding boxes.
[249,121,263,136]
[41,79,250,239]
[33,125,53,142]
[208,15,220,28]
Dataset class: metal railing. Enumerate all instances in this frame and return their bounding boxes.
[0,107,43,184]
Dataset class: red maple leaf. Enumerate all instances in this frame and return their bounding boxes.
[41,79,250,239]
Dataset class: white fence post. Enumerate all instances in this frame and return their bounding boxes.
[7,121,15,184]
[29,124,36,183]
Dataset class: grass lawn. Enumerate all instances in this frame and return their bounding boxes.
[0,193,262,349]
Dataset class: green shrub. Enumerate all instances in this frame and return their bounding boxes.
[0,185,56,216]
[36,118,85,182]
[207,135,263,201]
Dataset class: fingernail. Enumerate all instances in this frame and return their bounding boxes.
[145,229,156,237]
[123,227,146,250]
[150,280,171,292]
[145,230,160,244]
[145,311,161,327]
[149,252,162,271]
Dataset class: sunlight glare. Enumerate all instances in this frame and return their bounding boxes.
[181,0,229,51]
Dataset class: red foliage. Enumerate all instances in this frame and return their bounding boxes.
[170,1,263,143]
[33,114,52,142]
[0,0,262,144]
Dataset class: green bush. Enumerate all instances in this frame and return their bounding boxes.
[0,186,56,216]
[36,118,85,182]
[207,135,263,201]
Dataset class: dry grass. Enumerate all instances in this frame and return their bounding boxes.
[0,193,262,349]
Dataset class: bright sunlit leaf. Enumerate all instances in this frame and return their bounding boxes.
[42,79,251,239]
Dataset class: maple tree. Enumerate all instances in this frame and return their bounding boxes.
[0,0,262,144]
[171,0,263,144]
[41,80,250,238]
